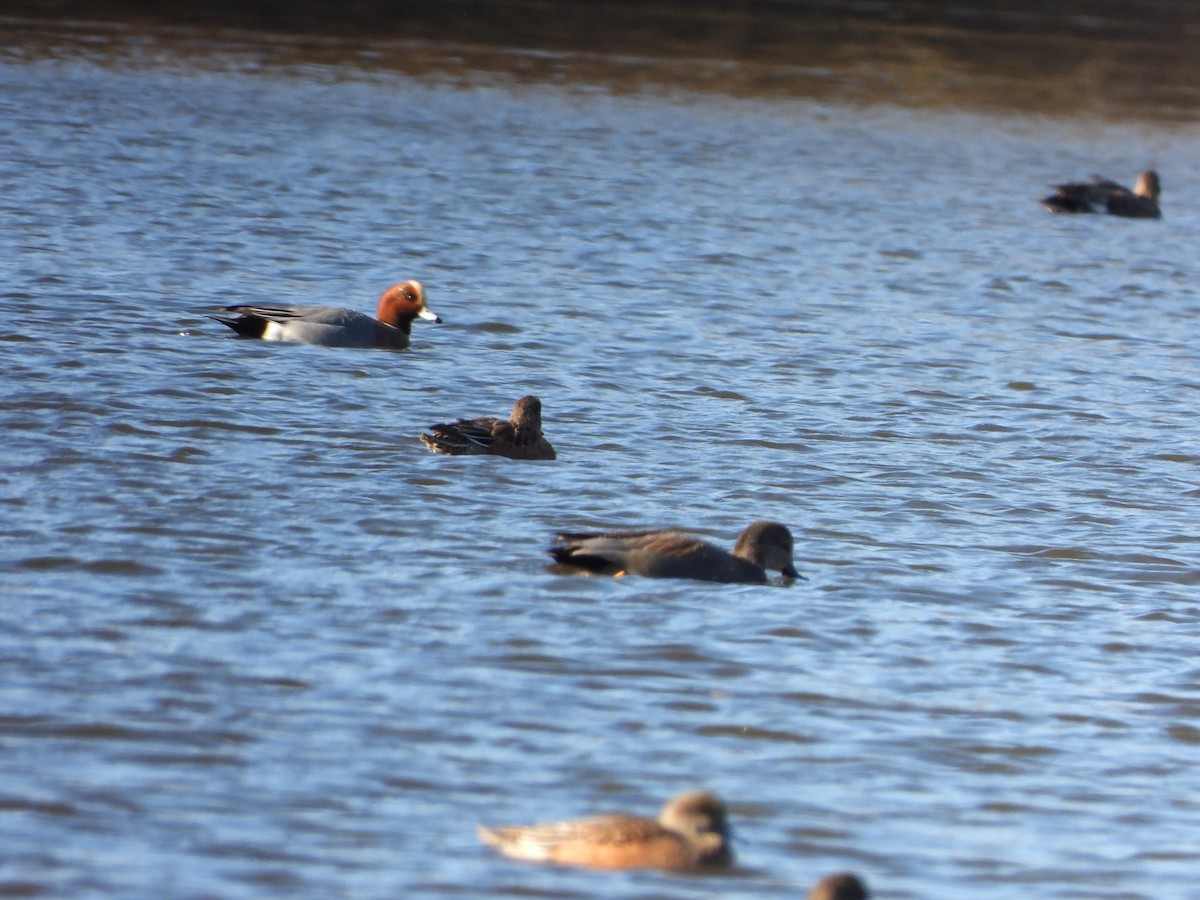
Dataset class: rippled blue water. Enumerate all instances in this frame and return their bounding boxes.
[2,23,1200,900]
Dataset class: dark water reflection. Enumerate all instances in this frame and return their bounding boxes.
[7,0,1200,119]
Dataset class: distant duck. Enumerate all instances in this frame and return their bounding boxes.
[477,790,733,871]
[419,395,556,460]
[1041,170,1161,219]
[549,520,799,584]
[809,872,871,900]
[211,280,441,348]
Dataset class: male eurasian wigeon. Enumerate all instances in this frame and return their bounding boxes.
[477,790,733,871]
[548,520,799,584]
[419,395,556,460]
[1041,170,1161,219]
[809,872,871,900]
[211,280,441,348]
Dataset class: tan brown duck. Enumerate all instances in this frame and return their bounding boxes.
[419,395,555,460]
[478,790,733,871]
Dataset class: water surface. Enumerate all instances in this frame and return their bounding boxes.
[2,13,1199,900]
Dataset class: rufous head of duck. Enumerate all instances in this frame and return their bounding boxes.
[376,280,441,331]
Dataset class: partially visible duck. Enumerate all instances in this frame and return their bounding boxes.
[1041,170,1161,219]
[549,520,799,584]
[211,280,441,348]
[420,395,556,460]
[809,872,871,900]
[477,790,733,871]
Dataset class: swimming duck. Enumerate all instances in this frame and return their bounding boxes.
[1041,170,1161,219]
[478,790,732,871]
[211,280,441,348]
[809,872,871,900]
[549,520,799,584]
[420,395,556,460]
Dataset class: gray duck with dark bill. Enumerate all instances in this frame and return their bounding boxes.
[549,520,799,584]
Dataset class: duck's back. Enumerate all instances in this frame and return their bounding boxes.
[216,304,406,347]
[478,815,698,870]
[551,531,766,583]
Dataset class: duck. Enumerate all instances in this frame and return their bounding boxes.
[809,872,871,900]
[419,395,556,460]
[477,790,733,871]
[1041,170,1161,219]
[548,520,799,584]
[211,280,441,348]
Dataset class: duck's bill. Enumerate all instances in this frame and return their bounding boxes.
[420,307,443,323]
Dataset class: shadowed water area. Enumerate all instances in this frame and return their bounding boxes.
[2,3,1200,897]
